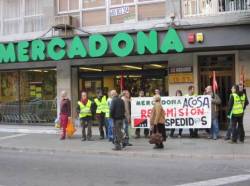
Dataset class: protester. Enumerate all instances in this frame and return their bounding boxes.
[107,91,114,142]
[239,83,249,139]
[170,90,183,138]
[135,90,149,139]
[187,85,199,138]
[150,95,166,149]
[227,85,246,143]
[110,90,125,150]
[225,91,234,140]
[205,86,221,140]
[155,89,161,96]
[76,91,95,141]
[59,91,71,140]
[94,89,108,139]
[121,90,133,147]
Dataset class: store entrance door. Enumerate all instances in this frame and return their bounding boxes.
[78,63,168,98]
[198,54,235,129]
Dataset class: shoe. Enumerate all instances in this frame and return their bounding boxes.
[81,138,86,141]
[112,146,122,151]
[239,141,244,144]
[87,138,93,141]
[127,143,133,146]
[178,135,182,138]
[213,137,217,140]
[229,141,237,144]
[224,137,230,141]
[153,145,159,149]
[99,136,104,140]
[158,144,164,149]
[144,135,149,139]
[60,137,65,140]
[208,136,212,139]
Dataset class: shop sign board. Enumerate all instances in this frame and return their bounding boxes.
[169,66,193,74]
[0,27,184,63]
[169,73,193,84]
[131,96,211,129]
[169,66,193,84]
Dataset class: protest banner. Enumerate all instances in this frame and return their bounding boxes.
[131,95,211,129]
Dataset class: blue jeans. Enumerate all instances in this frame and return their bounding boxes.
[211,118,219,139]
[107,118,113,141]
[123,118,129,144]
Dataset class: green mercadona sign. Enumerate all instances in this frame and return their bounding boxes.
[0,27,184,63]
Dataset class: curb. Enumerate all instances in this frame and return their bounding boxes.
[1,145,250,160]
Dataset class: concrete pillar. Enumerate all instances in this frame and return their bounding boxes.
[56,61,72,117]
[239,50,250,136]
[71,67,79,120]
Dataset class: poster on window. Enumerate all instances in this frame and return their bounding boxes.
[131,96,211,129]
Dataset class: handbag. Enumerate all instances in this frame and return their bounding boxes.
[149,125,163,144]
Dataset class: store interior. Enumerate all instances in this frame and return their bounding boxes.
[78,62,168,98]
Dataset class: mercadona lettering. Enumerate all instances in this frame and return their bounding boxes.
[0,28,184,63]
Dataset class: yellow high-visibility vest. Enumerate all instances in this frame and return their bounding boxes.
[78,100,92,118]
[94,96,109,115]
[232,93,244,115]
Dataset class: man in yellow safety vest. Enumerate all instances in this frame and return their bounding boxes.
[227,85,246,143]
[76,91,95,141]
[94,90,109,139]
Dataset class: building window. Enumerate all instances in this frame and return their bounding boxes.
[182,0,250,16]
[82,9,106,26]
[0,69,57,124]
[58,0,79,12]
[138,2,166,21]
[3,0,22,35]
[0,0,52,36]
[83,0,105,9]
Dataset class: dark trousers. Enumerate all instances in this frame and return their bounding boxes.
[225,118,232,139]
[135,128,149,137]
[189,129,198,137]
[97,113,108,138]
[232,116,244,142]
[113,119,124,148]
[170,129,183,137]
[80,117,92,140]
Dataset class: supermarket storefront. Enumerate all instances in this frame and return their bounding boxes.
[0,25,250,127]
[0,27,183,124]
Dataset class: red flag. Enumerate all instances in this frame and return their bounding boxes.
[120,72,124,91]
[212,71,218,92]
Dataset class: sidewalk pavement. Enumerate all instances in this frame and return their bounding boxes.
[0,125,250,160]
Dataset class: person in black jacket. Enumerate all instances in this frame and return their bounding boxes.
[227,85,246,143]
[110,90,125,150]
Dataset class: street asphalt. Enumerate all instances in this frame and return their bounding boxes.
[1,126,250,186]
[0,149,250,186]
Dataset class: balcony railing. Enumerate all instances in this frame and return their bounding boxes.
[183,0,250,17]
